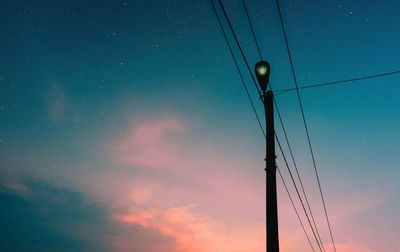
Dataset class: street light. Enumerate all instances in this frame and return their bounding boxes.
[255,61,270,91]
[254,60,279,252]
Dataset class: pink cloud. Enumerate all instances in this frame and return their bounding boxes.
[3,182,30,196]
[105,117,268,251]
[101,116,396,251]
[325,243,373,252]
[110,117,185,168]
[114,203,264,252]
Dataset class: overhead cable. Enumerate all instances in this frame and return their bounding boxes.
[210,1,315,250]
[275,69,400,95]
[217,0,262,96]
[242,0,326,248]
[210,0,265,138]
[242,0,263,60]
[274,0,336,250]
[241,1,326,247]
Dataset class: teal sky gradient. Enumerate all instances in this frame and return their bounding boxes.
[1,0,400,251]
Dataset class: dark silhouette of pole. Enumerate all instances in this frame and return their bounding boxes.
[255,61,279,251]
[265,90,279,252]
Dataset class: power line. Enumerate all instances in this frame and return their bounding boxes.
[217,0,262,96]
[215,1,323,249]
[242,0,263,60]
[274,0,336,250]
[275,132,323,252]
[241,0,325,248]
[274,99,326,251]
[210,0,265,137]
[277,165,315,252]
[210,1,315,250]
[275,69,400,95]
[241,0,326,248]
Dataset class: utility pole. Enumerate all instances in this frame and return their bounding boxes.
[255,61,279,252]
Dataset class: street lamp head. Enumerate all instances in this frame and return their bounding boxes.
[255,61,270,91]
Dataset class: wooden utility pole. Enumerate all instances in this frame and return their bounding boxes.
[255,61,279,251]
[264,90,279,252]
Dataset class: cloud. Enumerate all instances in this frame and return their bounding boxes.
[3,181,30,195]
[46,83,80,122]
[114,200,264,252]
[110,117,185,168]
[47,83,67,121]
[9,115,390,251]
[325,243,373,252]
[105,117,267,251]
[0,177,113,251]
[111,221,175,252]
[105,116,398,252]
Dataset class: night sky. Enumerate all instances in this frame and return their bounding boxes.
[1,0,400,251]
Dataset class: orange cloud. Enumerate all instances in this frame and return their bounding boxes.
[114,204,264,252]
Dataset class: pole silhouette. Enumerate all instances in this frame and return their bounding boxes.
[265,90,279,252]
[255,61,279,251]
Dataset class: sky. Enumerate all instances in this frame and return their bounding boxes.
[1,0,400,251]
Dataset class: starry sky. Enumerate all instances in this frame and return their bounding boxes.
[1,0,400,251]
